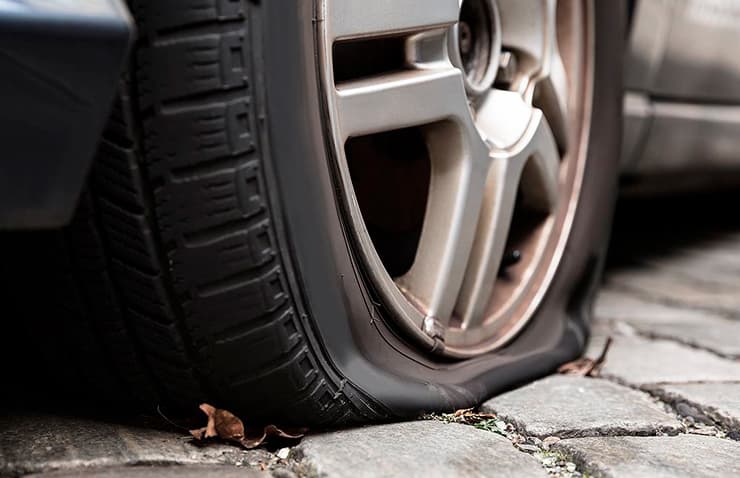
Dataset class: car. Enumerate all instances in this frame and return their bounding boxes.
[1,0,732,426]
[622,0,740,188]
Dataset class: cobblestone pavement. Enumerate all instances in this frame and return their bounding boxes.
[2,194,740,477]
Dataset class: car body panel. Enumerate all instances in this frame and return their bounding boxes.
[624,0,740,175]
[0,0,133,229]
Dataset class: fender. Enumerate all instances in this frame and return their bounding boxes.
[0,0,134,229]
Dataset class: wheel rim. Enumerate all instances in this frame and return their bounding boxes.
[317,0,594,357]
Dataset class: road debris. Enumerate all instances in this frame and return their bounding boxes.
[558,337,613,377]
[189,403,306,449]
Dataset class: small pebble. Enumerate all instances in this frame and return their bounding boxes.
[276,447,290,459]
[517,443,540,453]
[542,436,561,450]
[691,426,717,436]
[566,462,577,473]
[676,402,713,425]
[542,457,557,467]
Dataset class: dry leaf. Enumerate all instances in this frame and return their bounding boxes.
[425,408,498,426]
[189,403,306,449]
[189,403,243,440]
[241,424,307,449]
[558,337,612,377]
[452,408,497,425]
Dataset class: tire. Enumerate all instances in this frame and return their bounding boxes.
[2,0,624,425]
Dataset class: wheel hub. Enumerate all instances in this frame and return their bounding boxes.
[450,0,502,96]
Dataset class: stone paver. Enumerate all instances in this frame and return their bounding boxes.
[294,421,546,478]
[651,383,740,429]
[480,375,682,438]
[554,435,740,478]
[645,251,740,288]
[0,414,269,477]
[597,289,740,358]
[606,269,740,319]
[631,320,740,358]
[590,335,740,385]
[595,289,728,326]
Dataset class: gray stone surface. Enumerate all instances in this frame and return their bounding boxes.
[594,289,728,326]
[645,251,740,288]
[606,269,740,319]
[294,421,546,478]
[643,238,740,286]
[480,375,682,438]
[590,335,740,385]
[597,283,740,358]
[555,435,740,478]
[652,383,740,429]
[29,465,266,478]
[631,320,740,358]
[0,414,270,477]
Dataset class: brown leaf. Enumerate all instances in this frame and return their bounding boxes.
[189,403,218,440]
[189,427,207,440]
[241,424,307,449]
[558,337,613,377]
[190,403,244,442]
[424,408,497,426]
[454,408,474,418]
[452,408,497,425]
[189,403,306,450]
[240,431,267,449]
[213,407,245,441]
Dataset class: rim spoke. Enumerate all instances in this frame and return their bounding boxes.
[535,46,569,150]
[335,68,470,140]
[326,0,460,40]
[497,0,569,148]
[476,89,537,149]
[521,111,560,213]
[397,128,491,337]
[456,108,559,329]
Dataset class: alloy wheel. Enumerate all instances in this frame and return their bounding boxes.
[318,0,593,357]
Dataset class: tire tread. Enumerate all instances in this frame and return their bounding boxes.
[36,0,381,425]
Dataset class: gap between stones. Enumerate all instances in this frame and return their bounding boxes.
[422,412,591,478]
[449,369,735,478]
[443,317,740,476]
[596,320,740,441]
[597,371,737,442]
[598,321,740,441]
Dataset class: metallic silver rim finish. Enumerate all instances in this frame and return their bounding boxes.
[317,0,594,357]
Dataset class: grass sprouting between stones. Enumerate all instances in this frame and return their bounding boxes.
[422,410,590,478]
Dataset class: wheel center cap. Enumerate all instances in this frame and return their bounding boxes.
[450,0,502,97]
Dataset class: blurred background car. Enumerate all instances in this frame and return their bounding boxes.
[623,0,740,191]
